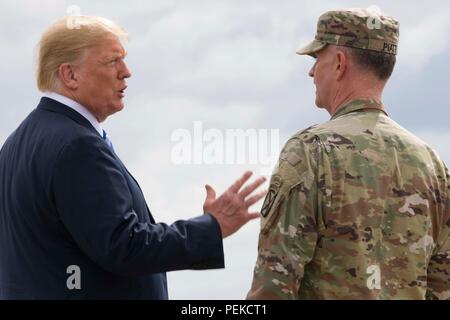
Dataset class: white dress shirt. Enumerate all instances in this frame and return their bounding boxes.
[43,92,103,137]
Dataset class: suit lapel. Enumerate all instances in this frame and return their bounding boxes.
[38,97,156,223]
[112,153,155,223]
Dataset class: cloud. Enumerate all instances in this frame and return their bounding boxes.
[397,12,450,73]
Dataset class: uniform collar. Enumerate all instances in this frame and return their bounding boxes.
[331,98,388,120]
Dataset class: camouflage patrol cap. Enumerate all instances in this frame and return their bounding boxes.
[296,8,399,57]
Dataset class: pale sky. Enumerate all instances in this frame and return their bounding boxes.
[1,0,450,299]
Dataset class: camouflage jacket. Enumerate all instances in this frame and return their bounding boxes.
[247,99,450,299]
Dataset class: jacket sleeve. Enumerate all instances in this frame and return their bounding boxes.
[52,135,224,277]
[247,136,320,299]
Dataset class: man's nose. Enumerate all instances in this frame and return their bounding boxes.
[119,61,132,79]
[308,66,315,78]
[308,61,316,78]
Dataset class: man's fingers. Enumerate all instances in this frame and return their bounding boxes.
[244,190,268,208]
[239,176,266,198]
[228,171,253,193]
[205,184,216,203]
[246,212,261,221]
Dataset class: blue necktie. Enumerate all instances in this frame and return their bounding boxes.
[102,130,114,151]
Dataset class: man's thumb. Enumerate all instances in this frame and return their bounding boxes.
[205,184,216,202]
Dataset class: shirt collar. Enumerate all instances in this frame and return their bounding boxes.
[43,92,103,137]
[331,98,388,120]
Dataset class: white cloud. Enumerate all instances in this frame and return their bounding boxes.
[397,12,450,73]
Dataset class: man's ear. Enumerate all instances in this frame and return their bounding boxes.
[57,63,79,90]
[335,50,348,81]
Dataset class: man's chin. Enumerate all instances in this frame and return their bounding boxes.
[103,103,124,121]
[315,98,324,109]
[114,101,125,111]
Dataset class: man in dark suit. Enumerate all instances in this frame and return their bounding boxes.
[0,16,266,299]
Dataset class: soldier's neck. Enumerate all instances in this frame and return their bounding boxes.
[329,82,385,116]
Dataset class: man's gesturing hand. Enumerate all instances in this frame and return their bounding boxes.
[203,171,267,238]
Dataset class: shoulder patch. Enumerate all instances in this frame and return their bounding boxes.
[261,175,283,218]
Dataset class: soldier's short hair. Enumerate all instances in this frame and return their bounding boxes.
[343,46,396,81]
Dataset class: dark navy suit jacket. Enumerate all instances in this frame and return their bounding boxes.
[0,97,224,299]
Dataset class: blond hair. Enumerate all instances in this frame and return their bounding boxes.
[36,16,128,92]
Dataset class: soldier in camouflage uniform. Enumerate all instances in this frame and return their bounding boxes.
[247,8,450,299]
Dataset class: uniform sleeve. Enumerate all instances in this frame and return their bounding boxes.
[426,165,450,300]
[247,136,320,299]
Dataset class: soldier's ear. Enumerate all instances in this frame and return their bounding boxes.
[335,50,347,81]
